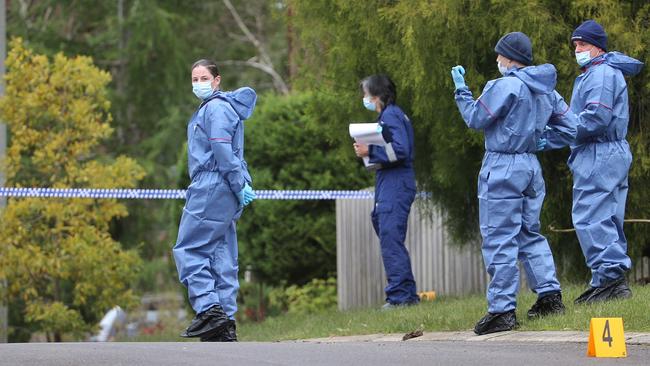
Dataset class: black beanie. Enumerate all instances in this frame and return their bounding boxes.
[494,32,533,66]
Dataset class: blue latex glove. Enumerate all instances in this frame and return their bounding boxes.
[243,183,256,206]
[536,126,552,151]
[451,65,466,90]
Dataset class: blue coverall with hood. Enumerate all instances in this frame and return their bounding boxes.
[368,103,420,305]
[173,87,256,319]
[549,52,643,287]
[455,64,575,314]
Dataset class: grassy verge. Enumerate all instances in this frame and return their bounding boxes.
[118,284,649,342]
[238,284,650,341]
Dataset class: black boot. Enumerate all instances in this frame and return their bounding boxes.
[574,286,597,304]
[201,320,237,342]
[574,278,632,305]
[527,292,565,319]
[474,310,517,335]
[180,305,230,338]
[609,278,633,300]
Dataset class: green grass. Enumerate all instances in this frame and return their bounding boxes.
[118,284,649,342]
[237,284,650,341]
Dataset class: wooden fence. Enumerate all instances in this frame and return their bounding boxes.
[336,197,650,311]
[336,197,489,310]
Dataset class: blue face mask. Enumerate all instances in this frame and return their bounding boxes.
[363,96,376,112]
[192,81,214,100]
[575,50,592,67]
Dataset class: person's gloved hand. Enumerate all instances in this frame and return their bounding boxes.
[537,138,547,151]
[243,183,256,206]
[451,65,466,90]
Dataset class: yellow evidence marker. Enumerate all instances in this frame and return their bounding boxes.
[587,317,627,358]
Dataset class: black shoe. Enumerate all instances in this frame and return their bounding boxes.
[527,292,565,319]
[201,320,238,342]
[610,279,633,300]
[474,310,517,335]
[574,278,632,305]
[574,286,597,304]
[180,305,230,338]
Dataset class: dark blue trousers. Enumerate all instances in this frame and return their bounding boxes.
[371,168,419,305]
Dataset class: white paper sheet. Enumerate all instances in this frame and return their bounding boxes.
[349,123,385,145]
[349,123,386,170]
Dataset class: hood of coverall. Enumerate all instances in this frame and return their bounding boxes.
[601,52,644,77]
[506,63,557,95]
[216,87,257,120]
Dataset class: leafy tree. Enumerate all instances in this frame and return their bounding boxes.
[0,39,145,342]
[7,0,291,264]
[288,0,650,281]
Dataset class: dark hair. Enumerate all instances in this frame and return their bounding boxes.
[191,59,220,77]
[360,74,397,109]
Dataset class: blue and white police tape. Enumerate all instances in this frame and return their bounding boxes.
[0,187,379,200]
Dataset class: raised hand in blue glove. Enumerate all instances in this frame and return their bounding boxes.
[236,188,245,208]
[243,183,256,206]
[451,65,466,90]
[537,138,547,151]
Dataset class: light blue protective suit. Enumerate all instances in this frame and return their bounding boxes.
[561,52,642,287]
[173,87,256,319]
[455,64,575,313]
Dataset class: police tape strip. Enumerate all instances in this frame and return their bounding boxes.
[0,187,379,200]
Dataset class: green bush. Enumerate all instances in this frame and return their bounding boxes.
[237,281,283,322]
[237,278,338,322]
[283,278,337,315]
[238,92,372,286]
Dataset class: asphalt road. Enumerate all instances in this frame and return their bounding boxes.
[1,341,649,366]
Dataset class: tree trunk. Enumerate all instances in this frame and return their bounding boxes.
[286,4,298,82]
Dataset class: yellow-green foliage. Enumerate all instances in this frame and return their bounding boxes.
[0,38,146,340]
[283,278,337,315]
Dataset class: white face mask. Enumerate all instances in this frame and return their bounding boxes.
[497,61,509,76]
[575,49,593,67]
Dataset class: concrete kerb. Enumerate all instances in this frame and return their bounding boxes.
[626,332,650,345]
[299,331,650,345]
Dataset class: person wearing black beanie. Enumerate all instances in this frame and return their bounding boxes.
[450,31,575,335]
[548,19,644,304]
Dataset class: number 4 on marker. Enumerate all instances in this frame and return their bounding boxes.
[602,319,613,347]
[587,317,626,358]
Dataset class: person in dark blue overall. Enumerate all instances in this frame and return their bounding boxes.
[353,74,419,308]
[174,59,256,342]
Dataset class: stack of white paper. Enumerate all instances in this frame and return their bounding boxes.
[349,123,386,170]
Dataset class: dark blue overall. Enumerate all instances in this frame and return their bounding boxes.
[368,104,419,305]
